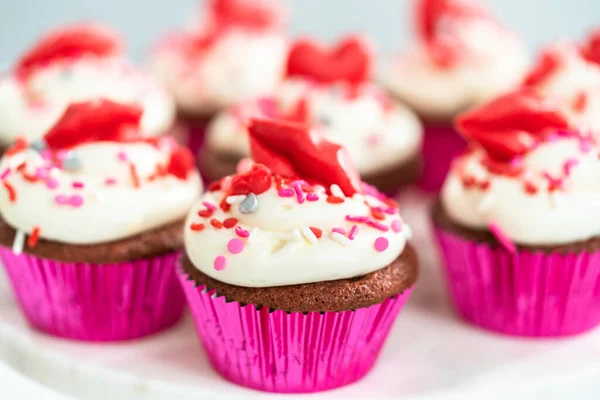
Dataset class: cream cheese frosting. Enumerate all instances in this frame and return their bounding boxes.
[206,79,423,175]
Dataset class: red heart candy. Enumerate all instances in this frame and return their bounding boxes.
[248,118,361,196]
[581,28,600,66]
[286,35,372,86]
[456,89,571,161]
[210,0,285,30]
[16,22,122,80]
[167,146,196,180]
[44,99,143,150]
[229,164,273,195]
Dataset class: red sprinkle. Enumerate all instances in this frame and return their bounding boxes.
[524,181,538,194]
[208,181,222,192]
[309,227,322,239]
[479,180,491,191]
[326,195,344,204]
[371,209,386,221]
[198,209,213,218]
[129,163,140,188]
[27,226,41,247]
[210,219,223,229]
[5,138,28,156]
[2,181,16,203]
[383,198,398,209]
[223,217,238,229]
[190,223,205,232]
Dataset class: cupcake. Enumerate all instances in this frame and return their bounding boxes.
[150,0,288,154]
[202,35,423,194]
[433,89,600,337]
[521,29,600,133]
[0,99,202,341]
[180,118,417,392]
[380,0,529,191]
[0,22,175,153]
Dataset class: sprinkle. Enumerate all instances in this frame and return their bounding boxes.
[384,198,398,208]
[40,150,52,161]
[309,227,322,239]
[524,181,538,195]
[563,159,579,176]
[104,178,117,186]
[332,227,347,235]
[190,223,205,231]
[302,227,318,244]
[327,195,344,204]
[291,229,303,241]
[210,219,223,229]
[69,194,84,208]
[226,195,246,205]
[0,168,11,180]
[384,207,397,215]
[291,182,305,204]
[374,237,389,252]
[349,225,359,240]
[34,168,48,179]
[330,184,344,198]
[208,181,222,192]
[239,193,259,214]
[2,181,16,202]
[223,218,238,229]
[248,228,259,244]
[29,139,46,152]
[367,219,389,232]
[72,181,85,189]
[306,193,319,201]
[276,188,293,198]
[371,209,386,221]
[27,226,41,248]
[129,163,140,188]
[12,230,25,255]
[580,139,593,153]
[214,255,226,271]
[117,151,128,162]
[62,155,83,171]
[331,232,352,246]
[235,226,250,238]
[391,220,402,233]
[198,209,213,218]
[488,222,515,253]
[346,215,369,223]
[202,201,217,211]
[54,194,68,205]
[227,238,244,254]
[45,177,59,189]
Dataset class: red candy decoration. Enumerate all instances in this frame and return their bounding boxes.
[229,164,272,196]
[167,147,195,180]
[521,46,563,88]
[209,0,284,30]
[16,23,122,80]
[248,118,361,196]
[581,28,600,66]
[286,36,372,86]
[44,100,143,150]
[456,89,572,161]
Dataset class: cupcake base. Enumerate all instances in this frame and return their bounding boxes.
[432,202,600,337]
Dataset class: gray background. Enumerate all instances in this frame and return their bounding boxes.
[0,0,598,63]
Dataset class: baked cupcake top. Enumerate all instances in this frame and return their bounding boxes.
[521,30,600,133]
[0,100,202,249]
[185,119,412,287]
[206,36,423,176]
[0,23,175,147]
[441,89,600,246]
[380,0,529,120]
[150,0,288,116]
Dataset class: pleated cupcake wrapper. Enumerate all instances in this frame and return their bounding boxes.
[417,123,467,192]
[178,271,413,393]
[434,228,600,337]
[0,247,185,342]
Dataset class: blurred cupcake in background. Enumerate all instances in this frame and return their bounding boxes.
[380,0,529,191]
[150,0,289,154]
[433,89,600,337]
[0,100,202,341]
[0,22,175,153]
[203,35,423,194]
[180,118,417,392]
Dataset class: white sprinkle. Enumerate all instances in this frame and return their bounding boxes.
[226,195,246,205]
[330,184,344,198]
[331,232,352,246]
[291,229,302,241]
[248,228,259,244]
[365,197,380,208]
[403,225,413,240]
[301,227,318,244]
[12,230,25,255]
[352,193,365,202]
[477,194,495,214]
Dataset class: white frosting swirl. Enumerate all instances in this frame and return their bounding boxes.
[206,79,423,175]
[441,137,600,245]
[184,186,410,287]
[0,141,202,244]
[150,29,287,116]
[0,56,175,146]
[380,20,529,119]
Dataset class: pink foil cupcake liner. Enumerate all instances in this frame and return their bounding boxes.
[434,228,600,337]
[418,123,466,192]
[0,247,185,341]
[178,271,413,393]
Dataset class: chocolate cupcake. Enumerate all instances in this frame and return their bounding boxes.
[0,22,175,153]
[380,0,529,191]
[433,89,600,337]
[149,0,288,154]
[179,118,417,392]
[0,99,203,341]
[202,35,423,194]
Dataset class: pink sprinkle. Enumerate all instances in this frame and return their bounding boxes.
[278,188,294,197]
[306,193,319,201]
[54,194,68,205]
[69,194,84,208]
[391,220,402,233]
[346,215,369,223]
[580,140,592,153]
[45,178,59,189]
[35,167,48,179]
[202,201,217,211]
[227,238,245,254]
[374,237,389,252]
[291,182,305,204]
[117,151,128,162]
[332,227,347,235]
[0,168,11,180]
[489,222,516,253]
[104,178,117,186]
[40,151,52,161]
[563,159,579,176]
[349,225,359,240]
[72,181,85,189]
[214,255,226,271]
[366,219,389,232]
[235,226,250,238]
[384,207,397,215]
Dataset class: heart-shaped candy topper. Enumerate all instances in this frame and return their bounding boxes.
[209,0,285,31]
[456,89,571,161]
[248,118,361,196]
[16,23,123,80]
[286,35,372,86]
[44,99,143,150]
[581,28,600,66]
